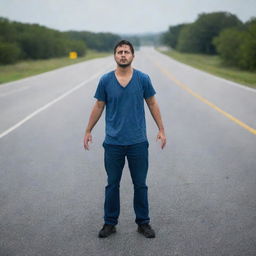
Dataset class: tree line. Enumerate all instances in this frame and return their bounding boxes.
[162,12,256,70]
[0,17,121,64]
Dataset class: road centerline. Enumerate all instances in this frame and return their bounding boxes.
[152,59,256,136]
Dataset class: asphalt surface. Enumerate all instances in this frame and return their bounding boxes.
[0,47,256,256]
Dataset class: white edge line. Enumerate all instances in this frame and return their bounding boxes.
[157,50,256,93]
[0,55,113,88]
[0,71,105,139]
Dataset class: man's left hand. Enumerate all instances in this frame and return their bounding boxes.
[156,130,166,149]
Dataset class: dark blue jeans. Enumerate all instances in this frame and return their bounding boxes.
[103,141,150,226]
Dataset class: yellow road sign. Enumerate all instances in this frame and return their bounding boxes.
[69,51,77,59]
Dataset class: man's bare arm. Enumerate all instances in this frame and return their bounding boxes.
[145,96,166,149]
[84,100,105,150]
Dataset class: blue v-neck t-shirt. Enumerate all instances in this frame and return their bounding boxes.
[94,69,156,145]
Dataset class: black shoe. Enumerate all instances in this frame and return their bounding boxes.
[98,224,116,238]
[137,223,155,238]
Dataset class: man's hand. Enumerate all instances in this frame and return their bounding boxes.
[83,100,105,151]
[157,130,166,149]
[146,96,166,149]
[84,132,92,150]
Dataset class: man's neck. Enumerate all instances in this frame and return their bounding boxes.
[115,66,133,77]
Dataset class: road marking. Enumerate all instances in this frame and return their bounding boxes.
[0,71,104,139]
[0,86,30,97]
[153,60,256,136]
[158,50,256,93]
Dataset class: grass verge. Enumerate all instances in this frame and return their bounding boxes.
[159,49,256,89]
[0,50,111,85]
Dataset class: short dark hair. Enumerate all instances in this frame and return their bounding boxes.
[114,40,134,55]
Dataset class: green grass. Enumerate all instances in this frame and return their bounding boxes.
[159,49,256,89]
[0,50,111,84]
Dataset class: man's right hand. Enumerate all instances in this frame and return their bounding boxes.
[84,132,92,150]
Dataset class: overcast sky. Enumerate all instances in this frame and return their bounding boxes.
[1,0,255,34]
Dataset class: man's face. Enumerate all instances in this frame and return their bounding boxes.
[114,44,134,68]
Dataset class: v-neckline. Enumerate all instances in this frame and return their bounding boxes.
[114,69,134,89]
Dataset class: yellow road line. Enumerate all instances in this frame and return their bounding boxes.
[154,61,256,135]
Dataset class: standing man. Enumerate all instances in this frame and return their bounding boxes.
[84,40,166,238]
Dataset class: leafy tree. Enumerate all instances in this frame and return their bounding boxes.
[0,17,119,64]
[177,12,242,54]
[213,28,245,65]
[214,18,256,70]
[176,24,199,52]
[161,24,186,49]
[0,42,21,64]
[65,31,120,52]
[67,40,87,56]
[239,18,256,70]
[0,18,17,43]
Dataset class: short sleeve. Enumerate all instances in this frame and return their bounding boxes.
[143,75,156,99]
[94,77,106,102]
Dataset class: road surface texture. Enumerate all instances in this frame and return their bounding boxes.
[0,47,256,256]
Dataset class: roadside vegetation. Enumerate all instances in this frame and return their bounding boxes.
[0,17,144,84]
[159,50,256,89]
[161,12,256,88]
[0,50,110,84]
[0,17,121,84]
[0,17,121,65]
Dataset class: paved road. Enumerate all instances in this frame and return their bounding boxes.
[0,48,256,256]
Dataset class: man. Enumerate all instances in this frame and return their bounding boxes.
[84,40,166,238]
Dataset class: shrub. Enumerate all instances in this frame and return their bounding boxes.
[0,42,21,64]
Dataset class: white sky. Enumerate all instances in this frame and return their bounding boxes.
[0,0,255,34]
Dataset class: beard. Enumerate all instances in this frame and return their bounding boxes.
[117,62,131,68]
[116,58,133,68]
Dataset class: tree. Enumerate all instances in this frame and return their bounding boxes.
[0,42,21,64]
[0,16,119,64]
[0,18,17,43]
[177,12,242,54]
[214,18,256,70]
[161,24,187,49]
[239,18,256,70]
[176,24,199,52]
[213,28,245,65]
[65,31,121,52]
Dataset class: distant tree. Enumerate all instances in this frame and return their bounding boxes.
[67,40,87,56]
[16,24,87,59]
[0,18,17,43]
[65,31,121,52]
[177,12,242,54]
[213,28,244,65]
[244,17,256,28]
[161,24,187,49]
[136,33,162,47]
[0,17,120,64]
[120,35,140,49]
[214,18,256,70]
[176,24,199,52]
[17,26,60,59]
[239,18,256,70]
[0,42,21,64]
